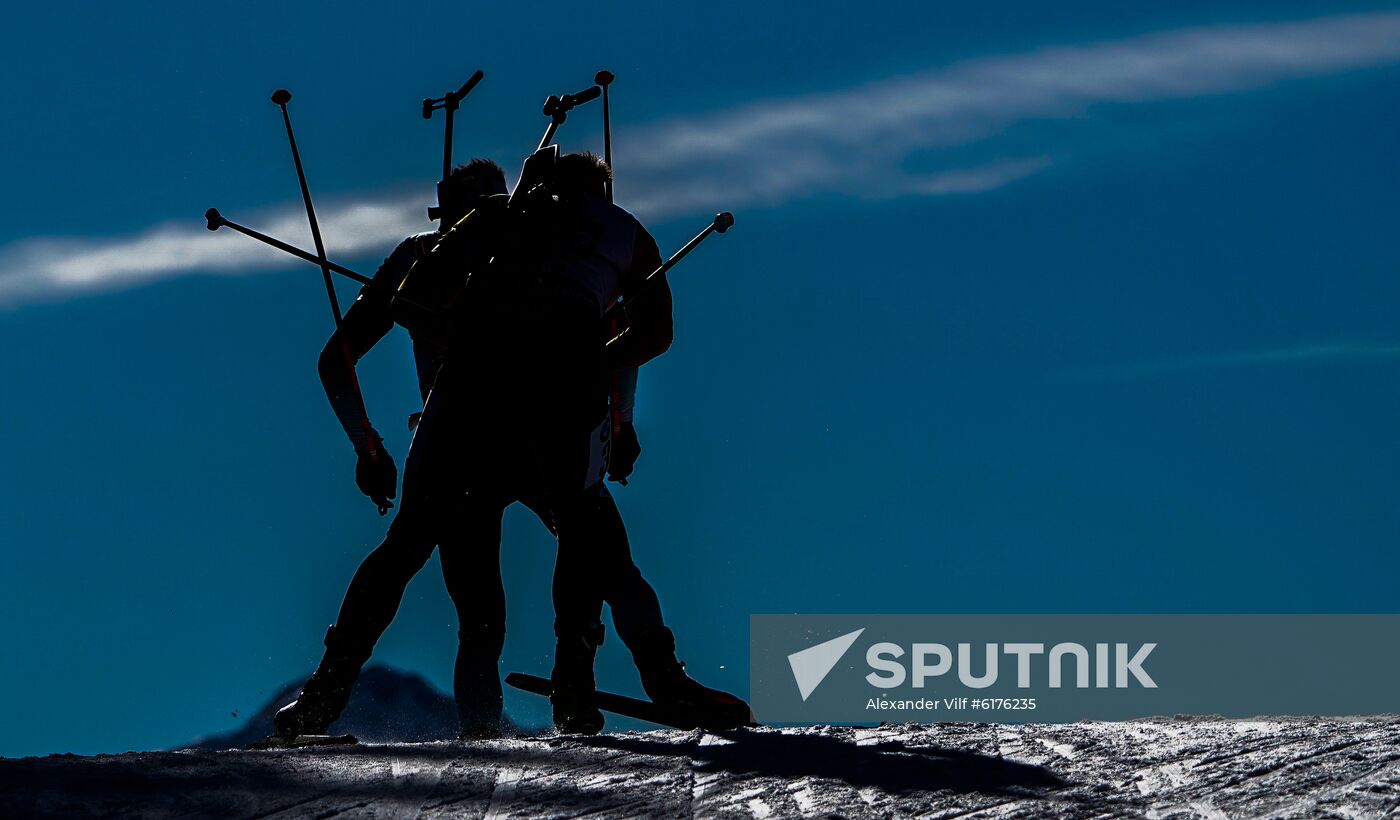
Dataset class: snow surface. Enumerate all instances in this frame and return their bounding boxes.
[3,717,1399,818]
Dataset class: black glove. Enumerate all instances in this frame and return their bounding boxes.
[355,432,398,515]
[608,421,641,484]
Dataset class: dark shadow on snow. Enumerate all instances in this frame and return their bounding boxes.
[0,743,636,818]
[1,731,1071,818]
[577,730,1067,797]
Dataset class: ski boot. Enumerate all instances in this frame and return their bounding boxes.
[455,622,506,740]
[273,625,369,738]
[550,621,606,735]
[633,627,753,730]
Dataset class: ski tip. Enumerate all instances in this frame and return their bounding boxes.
[504,672,554,697]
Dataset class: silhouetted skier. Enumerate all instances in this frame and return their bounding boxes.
[272,160,507,740]
[417,151,747,733]
[274,157,745,740]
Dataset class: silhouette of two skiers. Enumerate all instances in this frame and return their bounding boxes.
[273,150,750,740]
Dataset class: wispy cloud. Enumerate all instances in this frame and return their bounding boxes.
[619,11,1400,211]
[4,12,1400,305]
[1050,343,1400,382]
[0,195,427,305]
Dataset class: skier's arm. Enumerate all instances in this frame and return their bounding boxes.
[607,366,643,483]
[605,227,673,370]
[615,366,638,423]
[318,237,417,450]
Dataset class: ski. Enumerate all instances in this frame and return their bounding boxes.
[245,733,358,750]
[505,672,753,732]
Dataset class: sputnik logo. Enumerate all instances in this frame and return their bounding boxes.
[787,628,865,701]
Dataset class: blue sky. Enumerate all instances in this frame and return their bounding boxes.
[2,1,1399,757]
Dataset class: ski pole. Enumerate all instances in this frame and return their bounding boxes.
[204,208,374,286]
[202,208,438,318]
[595,70,614,202]
[605,212,735,321]
[203,207,436,328]
[271,88,389,513]
[271,90,343,326]
[593,70,624,437]
[537,84,602,151]
[423,70,485,220]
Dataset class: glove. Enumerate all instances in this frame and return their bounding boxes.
[355,431,398,515]
[608,421,641,484]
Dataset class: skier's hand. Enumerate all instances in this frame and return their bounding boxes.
[355,432,398,515]
[608,422,641,484]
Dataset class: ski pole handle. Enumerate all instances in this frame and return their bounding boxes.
[452,70,485,105]
[543,85,602,118]
[422,69,485,118]
[538,84,603,150]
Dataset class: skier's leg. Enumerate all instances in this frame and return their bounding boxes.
[546,483,609,734]
[524,377,752,730]
[439,492,510,738]
[274,373,464,738]
[513,307,614,733]
[584,485,665,650]
[273,497,442,737]
[626,622,753,729]
[519,491,557,537]
[326,501,440,653]
[523,485,662,649]
[563,485,753,730]
[520,487,608,733]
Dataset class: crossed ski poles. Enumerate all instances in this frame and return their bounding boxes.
[202,207,432,316]
[208,202,735,328]
[207,71,731,315]
[205,73,735,491]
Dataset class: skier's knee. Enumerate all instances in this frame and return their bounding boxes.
[555,619,606,650]
[611,557,645,585]
[458,618,506,657]
[362,528,436,580]
[551,483,609,528]
[319,624,373,666]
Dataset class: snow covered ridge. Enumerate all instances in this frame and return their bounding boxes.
[3,718,1397,818]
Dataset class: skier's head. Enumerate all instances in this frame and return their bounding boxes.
[436,158,507,229]
[554,152,611,201]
